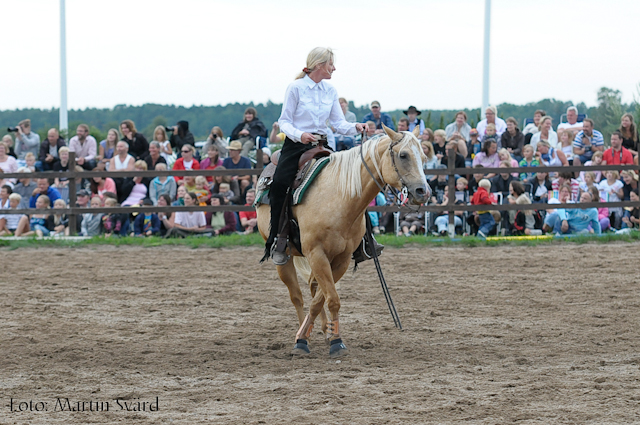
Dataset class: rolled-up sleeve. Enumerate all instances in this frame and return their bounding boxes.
[278,85,303,143]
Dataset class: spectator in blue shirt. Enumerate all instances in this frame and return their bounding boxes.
[362,101,395,133]
[29,178,61,208]
[544,191,601,235]
[222,140,253,189]
[573,118,604,166]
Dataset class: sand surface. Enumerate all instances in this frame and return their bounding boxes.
[2,244,640,424]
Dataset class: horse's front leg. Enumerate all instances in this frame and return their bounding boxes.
[276,261,305,328]
[300,252,351,357]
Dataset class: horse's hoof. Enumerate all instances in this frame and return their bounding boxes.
[292,339,310,355]
[329,338,347,358]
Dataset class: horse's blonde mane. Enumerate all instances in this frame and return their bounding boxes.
[326,132,418,200]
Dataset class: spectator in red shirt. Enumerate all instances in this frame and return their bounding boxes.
[602,131,634,165]
[239,189,258,234]
[172,144,200,184]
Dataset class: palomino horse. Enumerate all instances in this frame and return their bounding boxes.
[257,125,430,357]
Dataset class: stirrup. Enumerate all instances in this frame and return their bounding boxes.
[352,235,384,263]
[271,239,290,265]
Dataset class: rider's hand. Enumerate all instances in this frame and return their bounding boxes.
[300,133,316,144]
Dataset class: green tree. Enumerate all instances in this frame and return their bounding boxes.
[595,87,625,145]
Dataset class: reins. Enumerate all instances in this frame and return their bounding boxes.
[358,131,416,210]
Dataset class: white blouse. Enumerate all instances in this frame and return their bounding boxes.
[278,75,357,143]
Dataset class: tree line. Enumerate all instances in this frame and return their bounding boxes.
[1,87,637,146]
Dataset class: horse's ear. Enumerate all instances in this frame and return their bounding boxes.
[412,126,420,137]
[383,124,402,142]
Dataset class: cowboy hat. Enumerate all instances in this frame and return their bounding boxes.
[403,106,421,115]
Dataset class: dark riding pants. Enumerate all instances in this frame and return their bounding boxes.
[268,137,314,244]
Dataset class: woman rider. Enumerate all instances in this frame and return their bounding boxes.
[265,47,366,265]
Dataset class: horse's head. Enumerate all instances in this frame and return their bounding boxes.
[379,124,430,205]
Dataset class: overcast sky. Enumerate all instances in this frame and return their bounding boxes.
[2,0,639,112]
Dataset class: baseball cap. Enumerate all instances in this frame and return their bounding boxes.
[470,128,478,135]
[77,189,90,197]
[370,101,380,108]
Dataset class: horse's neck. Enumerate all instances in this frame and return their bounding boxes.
[357,144,390,213]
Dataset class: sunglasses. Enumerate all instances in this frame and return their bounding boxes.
[181,150,190,153]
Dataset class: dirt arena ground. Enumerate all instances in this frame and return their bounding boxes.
[2,243,640,424]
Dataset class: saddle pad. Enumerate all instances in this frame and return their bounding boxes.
[254,156,331,207]
[292,156,331,205]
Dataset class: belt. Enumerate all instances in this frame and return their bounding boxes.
[311,133,328,141]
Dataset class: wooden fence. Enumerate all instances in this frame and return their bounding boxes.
[1,151,638,236]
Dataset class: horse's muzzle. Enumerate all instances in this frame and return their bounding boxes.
[408,184,430,205]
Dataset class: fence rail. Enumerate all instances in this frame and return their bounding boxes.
[2,151,638,236]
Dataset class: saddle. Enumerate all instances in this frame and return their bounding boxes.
[292,143,332,190]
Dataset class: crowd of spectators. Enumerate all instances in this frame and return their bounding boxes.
[0,104,638,239]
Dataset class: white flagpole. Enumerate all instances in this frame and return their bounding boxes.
[60,0,68,133]
[481,0,491,119]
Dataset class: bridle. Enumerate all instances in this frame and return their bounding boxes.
[359,131,415,209]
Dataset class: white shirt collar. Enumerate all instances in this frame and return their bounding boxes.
[303,74,326,91]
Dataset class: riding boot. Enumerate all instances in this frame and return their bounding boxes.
[352,233,384,264]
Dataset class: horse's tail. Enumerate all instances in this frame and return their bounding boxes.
[293,257,313,286]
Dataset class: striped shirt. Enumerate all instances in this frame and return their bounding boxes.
[552,178,580,202]
[573,129,604,150]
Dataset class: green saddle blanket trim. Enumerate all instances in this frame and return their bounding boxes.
[255,156,331,207]
[292,156,331,205]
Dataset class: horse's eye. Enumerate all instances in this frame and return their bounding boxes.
[399,152,408,160]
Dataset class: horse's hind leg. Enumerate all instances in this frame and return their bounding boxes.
[309,280,328,337]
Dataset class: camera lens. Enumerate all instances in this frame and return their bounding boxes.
[165,126,174,132]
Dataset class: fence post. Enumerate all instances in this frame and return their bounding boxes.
[446,148,455,237]
[68,152,77,235]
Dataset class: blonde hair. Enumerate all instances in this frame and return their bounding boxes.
[486,123,496,131]
[498,148,510,159]
[583,171,596,182]
[538,116,552,131]
[456,177,468,186]
[516,193,532,215]
[485,106,497,116]
[219,182,230,191]
[104,197,118,207]
[592,151,603,160]
[195,176,207,186]
[523,144,534,153]
[421,141,434,160]
[134,160,148,170]
[479,179,491,189]
[296,47,334,80]
[24,152,35,160]
[9,193,21,202]
[155,163,167,171]
[434,129,446,141]
[607,170,620,180]
[153,125,168,142]
[59,147,70,155]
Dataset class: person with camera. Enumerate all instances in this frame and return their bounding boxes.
[39,128,67,171]
[202,126,228,158]
[68,124,98,170]
[231,107,268,157]
[168,121,195,158]
[12,119,41,166]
